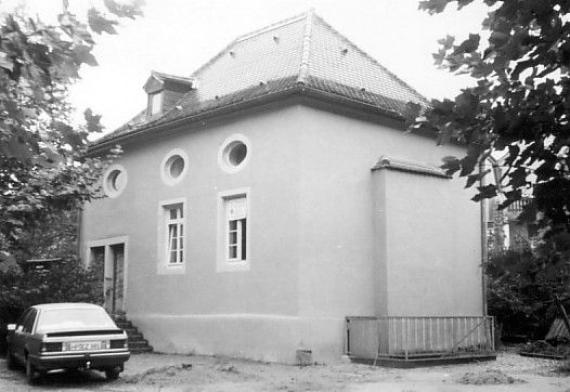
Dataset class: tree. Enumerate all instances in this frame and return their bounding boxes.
[409,0,570,233]
[486,233,570,339]
[0,0,143,264]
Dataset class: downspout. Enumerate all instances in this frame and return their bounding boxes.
[479,158,489,316]
[478,155,502,316]
[76,206,83,265]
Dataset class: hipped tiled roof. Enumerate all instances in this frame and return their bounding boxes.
[93,10,428,149]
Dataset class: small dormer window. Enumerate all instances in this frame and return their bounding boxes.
[149,92,163,116]
[143,71,194,118]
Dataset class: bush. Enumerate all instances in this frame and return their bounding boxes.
[0,258,103,353]
[486,233,570,340]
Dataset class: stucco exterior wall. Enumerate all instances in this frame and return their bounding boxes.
[381,169,483,316]
[291,106,482,358]
[81,102,482,363]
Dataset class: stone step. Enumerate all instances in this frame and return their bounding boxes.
[130,345,153,354]
[112,314,153,354]
[125,331,144,340]
[128,340,150,349]
[115,321,134,329]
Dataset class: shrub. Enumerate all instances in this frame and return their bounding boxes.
[0,258,103,352]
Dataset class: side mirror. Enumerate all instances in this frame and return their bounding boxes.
[6,324,16,332]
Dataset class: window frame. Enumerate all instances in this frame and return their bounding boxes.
[149,91,163,116]
[217,188,250,272]
[102,164,127,198]
[217,134,251,174]
[160,148,188,186]
[165,204,184,264]
[157,198,187,274]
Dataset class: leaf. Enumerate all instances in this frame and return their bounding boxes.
[0,135,34,161]
[471,184,497,202]
[0,51,14,71]
[465,169,490,189]
[441,156,461,175]
[73,45,98,66]
[87,8,118,35]
[103,0,144,19]
[453,33,480,55]
[418,0,451,14]
[84,108,104,134]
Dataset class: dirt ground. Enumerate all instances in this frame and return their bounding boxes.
[0,351,569,391]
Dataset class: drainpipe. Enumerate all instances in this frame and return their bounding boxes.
[479,158,489,316]
[76,206,83,264]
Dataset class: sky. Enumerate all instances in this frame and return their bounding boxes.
[5,0,490,133]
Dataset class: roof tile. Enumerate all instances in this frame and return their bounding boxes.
[94,11,428,147]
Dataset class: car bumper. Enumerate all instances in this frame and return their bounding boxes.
[29,351,130,371]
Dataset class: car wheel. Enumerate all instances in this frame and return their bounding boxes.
[25,357,39,384]
[6,349,17,370]
[105,367,121,380]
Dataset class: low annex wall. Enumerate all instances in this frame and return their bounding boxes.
[129,313,347,364]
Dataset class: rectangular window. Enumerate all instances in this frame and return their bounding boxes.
[150,92,163,115]
[225,196,247,262]
[165,203,184,264]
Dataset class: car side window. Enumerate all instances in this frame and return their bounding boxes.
[22,309,37,333]
[15,309,31,332]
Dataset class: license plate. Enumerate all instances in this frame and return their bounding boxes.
[69,341,102,351]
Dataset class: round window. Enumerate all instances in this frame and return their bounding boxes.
[219,134,250,173]
[103,165,127,198]
[167,155,185,178]
[161,149,188,185]
[225,142,247,166]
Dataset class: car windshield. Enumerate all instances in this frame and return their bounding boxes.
[36,307,116,333]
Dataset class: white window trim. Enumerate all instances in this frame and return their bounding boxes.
[157,197,187,275]
[149,91,163,116]
[217,133,251,174]
[102,164,127,198]
[160,148,188,186]
[85,236,129,313]
[217,187,250,272]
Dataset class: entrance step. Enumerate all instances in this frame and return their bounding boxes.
[112,314,153,354]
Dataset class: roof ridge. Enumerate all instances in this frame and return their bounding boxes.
[151,70,194,84]
[235,12,306,42]
[297,9,314,84]
[191,12,307,80]
[312,14,428,103]
[190,39,237,78]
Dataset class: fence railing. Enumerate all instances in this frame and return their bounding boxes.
[346,316,494,361]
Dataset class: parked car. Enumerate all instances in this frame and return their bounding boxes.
[5,303,130,383]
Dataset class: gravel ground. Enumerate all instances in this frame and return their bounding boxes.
[0,351,568,391]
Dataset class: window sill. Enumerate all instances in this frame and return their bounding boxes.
[216,260,249,273]
[157,263,186,275]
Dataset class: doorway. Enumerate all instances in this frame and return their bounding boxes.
[88,237,128,315]
[107,244,125,314]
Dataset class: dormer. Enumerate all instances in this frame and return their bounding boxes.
[143,71,195,117]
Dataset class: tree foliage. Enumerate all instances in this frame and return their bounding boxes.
[0,259,104,322]
[411,0,570,232]
[486,233,570,338]
[0,1,143,264]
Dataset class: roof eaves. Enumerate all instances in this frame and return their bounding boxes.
[300,84,404,121]
[88,85,301,154]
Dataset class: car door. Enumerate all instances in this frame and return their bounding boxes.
[12,309,37,362]
[11,309,31,362]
